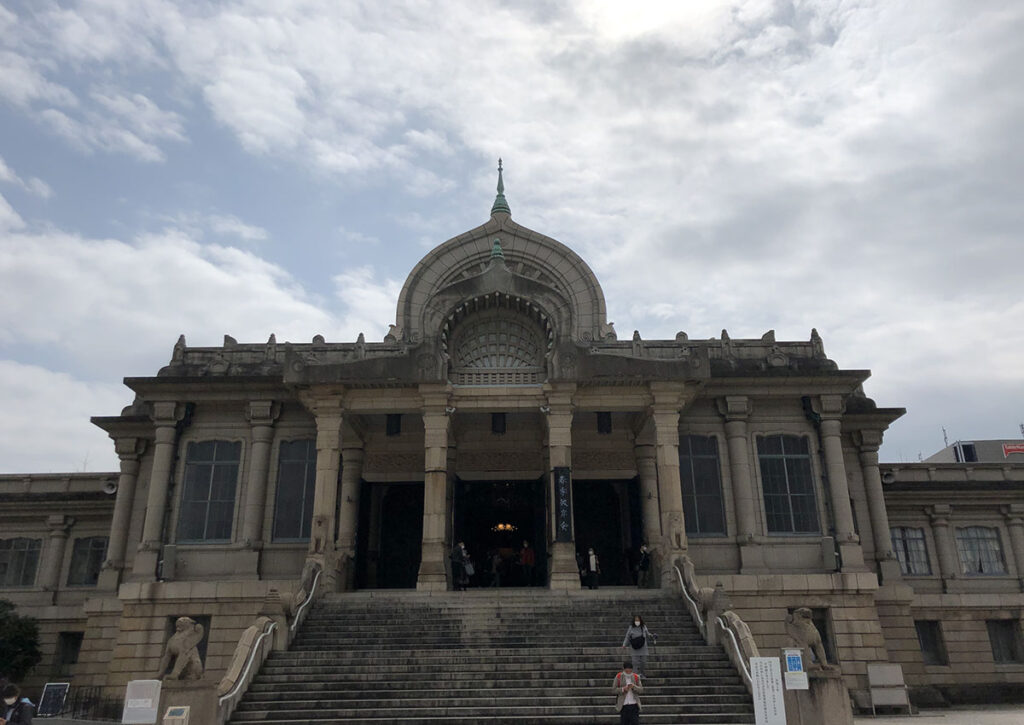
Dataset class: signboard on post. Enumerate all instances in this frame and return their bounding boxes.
[783,648,809,690]
[750,656,786,725]
[554,467,572,542]
[37,682,70,716]
[122,679,162,724]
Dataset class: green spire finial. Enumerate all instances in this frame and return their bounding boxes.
[491,238,504,260]
[491,158,510,216]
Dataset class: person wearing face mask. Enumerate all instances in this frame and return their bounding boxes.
[584,547,600,590]
[621,614,657,678]
[1,683,34,724]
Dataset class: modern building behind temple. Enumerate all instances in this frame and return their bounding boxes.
[2,167,1023,708]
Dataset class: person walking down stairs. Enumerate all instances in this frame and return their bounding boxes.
[613,660,643,725]
[585,547,600,589]
[450,541,471,591]
[622,614,657,678]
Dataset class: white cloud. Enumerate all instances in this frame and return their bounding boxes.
[332,266,403,341]
[0,361,123,473]
[0,192,24,231]
[0,154,52,198]
[208,214,268,242]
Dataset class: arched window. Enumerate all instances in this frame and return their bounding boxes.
[450,311,546,385]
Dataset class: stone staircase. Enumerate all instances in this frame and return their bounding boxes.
[229,588,755,724]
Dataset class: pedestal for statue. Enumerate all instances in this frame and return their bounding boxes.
[157,679,218,724]
[782,668,853,725]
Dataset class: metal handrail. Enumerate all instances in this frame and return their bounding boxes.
[717,615,753,691]
[672,564,705,632]
[217,620,277,706]
[290,567,321,634]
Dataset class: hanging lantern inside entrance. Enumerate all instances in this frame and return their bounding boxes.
[491,523,518,533]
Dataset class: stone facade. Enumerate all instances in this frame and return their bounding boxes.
[1,174,1023,708]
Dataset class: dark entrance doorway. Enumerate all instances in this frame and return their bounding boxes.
[453,478,547,587]
[355,481,423,589]
[572,479,642,586]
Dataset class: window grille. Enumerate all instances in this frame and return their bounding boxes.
[67,537,108,586]
[272,439,318,542]
[0,537,41,587]
[757,435,820,534]
[679,435,727,536]
[451,313,545,385]
[891,527,931,575]
[177,440,241,543]
[955,526,1006,575]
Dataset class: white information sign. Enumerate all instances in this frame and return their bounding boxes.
[783,648,809,690]
[750,656,786,725]
[122,679,162,724]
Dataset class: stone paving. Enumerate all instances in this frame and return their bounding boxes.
[856,705,1024,724]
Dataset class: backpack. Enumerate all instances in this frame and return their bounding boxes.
[629,632,646,649]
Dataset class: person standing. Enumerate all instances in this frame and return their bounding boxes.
[519,540,535,586]
[621,614,657,677]
[488,549,502,588]
[585,547,600,590]
[1,684,34,724]
[450,541,470,591]
[612,660,643,725]
[636,544,652,589]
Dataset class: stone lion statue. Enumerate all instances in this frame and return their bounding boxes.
[158,616,205,680]
[785,607,835,670]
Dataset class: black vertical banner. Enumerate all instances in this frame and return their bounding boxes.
[554,467,572,542]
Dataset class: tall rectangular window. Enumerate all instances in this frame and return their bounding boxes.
[891,527,931,575]
[272,439,318,541]
[679,435,726,536]
[67,536,108,586]
[54,631,84,676]
[0,538,42,587]
[757,435,820,534]
[915,620,948,665]
[987,620,1024,663]
[177,440,241,543]
[956,526,1006,575]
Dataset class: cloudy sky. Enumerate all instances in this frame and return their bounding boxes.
[1,0,1021,473]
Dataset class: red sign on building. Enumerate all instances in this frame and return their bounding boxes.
[1003,443,1024,457]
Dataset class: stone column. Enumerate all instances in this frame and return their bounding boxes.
[717,395,764,572]
[650,383,689,585]
[40,514,74,595]
[307,397,344,567]
[1002,505,1024,592]
[635,442,662,550]
[98,437,147,590]
[240,401,280,549]
[545,384,580,590]
[817,395,865,570]
[854,430,901,582]
[927,504,958,591]
[335,433,365,591]
[134,402,183,578]
[417,384,452,591]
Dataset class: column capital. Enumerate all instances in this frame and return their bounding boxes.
[46,514,75,535]
[927,504,953,525]
[1002,504,1024,524]
[813,394,846,419]
[419,382,453,410]
[648,381,696,411]
[113,436,148,460]
[299,390,346,418]
[852,429,884,452]
[247,400,281,426]
[716,395,752,421]
[150,401,185,426]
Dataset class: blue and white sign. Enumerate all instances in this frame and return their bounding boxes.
[783,648,809,690]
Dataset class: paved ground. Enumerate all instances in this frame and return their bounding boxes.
[856,705,1024,724]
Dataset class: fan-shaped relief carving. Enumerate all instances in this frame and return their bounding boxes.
[449,309,548,385]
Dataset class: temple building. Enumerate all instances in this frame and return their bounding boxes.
[2,167,1023,710]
